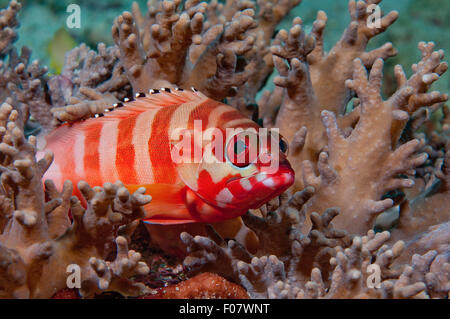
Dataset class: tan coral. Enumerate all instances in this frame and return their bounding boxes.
[48,43,129,127]
[182,198,447,299]
[0,2,51,131]
[222,225,446,299]
[112,0,256,101]
[0,103,151,298]
[388,146,450,255]
[0,2,128,131]
[223,0,302,115]
[303,230,447,299]
[50,88,119,125]
[182,188,349,296]
[0,47,48,130]
[0,0,448,300]
[0,1,20,56]
[302,49,447,234]
[80,236,150,297]
[307,1,398,112]
[264,0,399,190]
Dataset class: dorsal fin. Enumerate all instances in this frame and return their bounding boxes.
[45,88,207,145]
[94,88,206,122]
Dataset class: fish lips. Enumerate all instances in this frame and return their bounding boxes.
[225,161,295,208]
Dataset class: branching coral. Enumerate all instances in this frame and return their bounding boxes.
[113,0,256,102]
[254,0,448,239]
[216,0,302,115]
[0,102,151,298]
[184,212,447,299]
[182,188,351,297]
[300,55,446,234]
[49,44,130,127]
[0,0,20,57]
[263,0,399,187]
[0,1,131,132]
[389,145,450,259]
[181,5,450,291]
[0,44,48,132]
[303,231,448,299]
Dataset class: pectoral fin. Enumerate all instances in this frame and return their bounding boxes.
[124,183,198,224]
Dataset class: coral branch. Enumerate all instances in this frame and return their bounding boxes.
[0,1,20,56]
[268,0,399,190]
[80,236,150,297]
[302,56,445,234]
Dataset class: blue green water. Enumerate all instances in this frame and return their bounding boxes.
[2,0,449,93]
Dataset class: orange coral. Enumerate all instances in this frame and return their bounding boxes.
[141,272,249,299]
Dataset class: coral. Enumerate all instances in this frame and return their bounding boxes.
[141,272,249,299]
[144,216,260,258]
[0,102,151,298]
[263,0,399,189]
[387,144,450,261]
[113,0,256,101]
[300,52,446,234]
[184,214,447,299]
[0,1,129,133]
[262,1,448,236]
[181,188,350,295]
[304,231,448,299]
[49,43,130,127]
[0,1,50,132]
[0,0,20,57]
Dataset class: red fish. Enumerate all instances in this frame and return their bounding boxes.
[40,89,294,224]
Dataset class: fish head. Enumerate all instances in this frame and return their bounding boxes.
[205,127,295,211]
[172,121,295,221]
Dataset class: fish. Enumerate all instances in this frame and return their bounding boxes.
[40,88,295,225]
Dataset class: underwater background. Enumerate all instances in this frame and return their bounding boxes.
[3,0,449,95]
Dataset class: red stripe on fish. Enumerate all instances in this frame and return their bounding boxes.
[149,105,178,184]
[116,116,138,184]
[83,123,103,187]
[188,99,221,130]
[217,110,244,127]
[58,139,76,185]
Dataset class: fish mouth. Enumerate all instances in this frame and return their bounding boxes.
[226,160,294,186]
[225,161,295,207]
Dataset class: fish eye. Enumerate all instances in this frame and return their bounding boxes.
[226,131,258,168]
[234,139,247,155]
[279,136,289,155]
